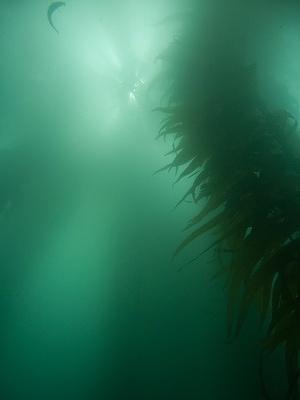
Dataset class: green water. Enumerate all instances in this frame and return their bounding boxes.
[0,0,298,399]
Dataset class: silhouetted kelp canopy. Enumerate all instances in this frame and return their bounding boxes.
[157,1,300,398]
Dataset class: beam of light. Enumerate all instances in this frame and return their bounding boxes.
[57,2,177,136]
[128,91,136,104]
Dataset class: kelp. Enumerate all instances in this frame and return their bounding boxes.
[156,6,300,398]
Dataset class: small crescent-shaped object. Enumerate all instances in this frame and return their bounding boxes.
[47,1,66,34]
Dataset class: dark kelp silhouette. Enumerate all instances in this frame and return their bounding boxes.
[47,1,66,34]
[156,3,300,399]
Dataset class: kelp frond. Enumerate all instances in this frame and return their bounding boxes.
[156,28,300,375]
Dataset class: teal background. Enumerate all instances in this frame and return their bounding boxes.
[0,1,297,398]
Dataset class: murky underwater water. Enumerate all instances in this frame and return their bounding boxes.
[0,1,299,399]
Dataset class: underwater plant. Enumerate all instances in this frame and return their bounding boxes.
[156,2,300,399]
